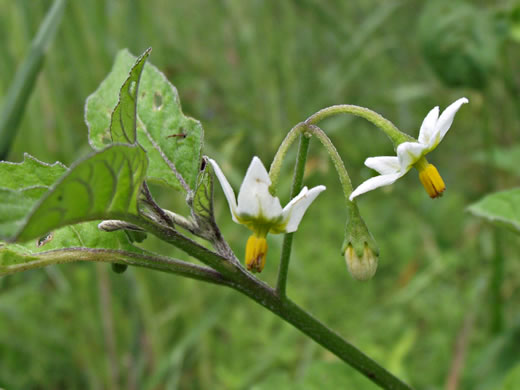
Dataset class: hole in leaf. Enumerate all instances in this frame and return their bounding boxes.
[153,92,163,111]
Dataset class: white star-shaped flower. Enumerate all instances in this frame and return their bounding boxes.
[350,97,469,200]
[208,156,326,272]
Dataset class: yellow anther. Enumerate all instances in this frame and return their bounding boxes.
[245,235,268,273]
[418,163,445,198]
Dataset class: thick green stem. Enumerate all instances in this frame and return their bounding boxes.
[276,134,310,298]
[132,215,411,389]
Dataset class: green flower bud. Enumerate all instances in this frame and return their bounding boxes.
[342,204,379,281]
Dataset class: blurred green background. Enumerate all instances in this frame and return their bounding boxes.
[2,0,520,389]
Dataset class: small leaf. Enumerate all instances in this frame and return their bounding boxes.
[467,188,520,234]
[110,48,151,144]
[86,49,203,191]
[14,144,148,242]
[191,157,215,225]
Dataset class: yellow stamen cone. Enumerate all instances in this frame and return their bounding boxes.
[245,235,268,273]
[418,164,445,198]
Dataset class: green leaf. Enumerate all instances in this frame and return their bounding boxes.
[14,144,148,242]
[0,153,67,189]
[191,157,215,227]
[110,48,151,144]
[0,155,68,238]
[1,221,144,276]
[86,49,203,191]
[467,188,520,234]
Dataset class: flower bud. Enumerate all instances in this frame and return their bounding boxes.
[342,203,379,281]
[344,244,378,281]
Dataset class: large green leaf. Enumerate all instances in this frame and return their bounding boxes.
[0,155,68,238]
[1,221,144,276]
[467,188,520,234]
[86,49,203,191]
[13,144,148,242]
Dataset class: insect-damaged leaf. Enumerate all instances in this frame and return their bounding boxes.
[86,49,203,192]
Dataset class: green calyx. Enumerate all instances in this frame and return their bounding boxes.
[342,203,379,259]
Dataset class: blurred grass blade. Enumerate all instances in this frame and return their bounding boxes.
[0,0,66,160]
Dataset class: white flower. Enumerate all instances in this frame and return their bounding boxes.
[350,97,469,200]
[208,156,326,272]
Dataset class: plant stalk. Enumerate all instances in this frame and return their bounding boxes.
[276,134,310,298]
[133,216,412,389]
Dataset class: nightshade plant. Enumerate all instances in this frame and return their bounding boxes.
[0,49,468,390]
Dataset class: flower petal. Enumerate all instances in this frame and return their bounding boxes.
[365,156,401,175]
[418,106,439,146]
[236,156,283,220]
[435,97,469,142]
[281,185,326,233]
[208,158,239,223]
[396,142,427,170]
[349,172,404,200]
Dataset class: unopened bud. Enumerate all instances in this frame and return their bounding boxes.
[98,220,143,232]
[342,203,379,281]
[344,244,378,281]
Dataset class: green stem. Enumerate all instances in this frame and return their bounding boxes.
[269,122,306,195]
[306,104,414,148]
[132,216,411,389]
[306,124,353,199]
[270,104,412,195]
[276,134,310,298]
[0,248,229,286]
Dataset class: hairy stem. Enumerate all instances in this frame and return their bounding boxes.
[276,134,310,298]
[306,104,414,147]
[0,248,229,286]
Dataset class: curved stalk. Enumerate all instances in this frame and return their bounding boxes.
[306,104,414,147]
